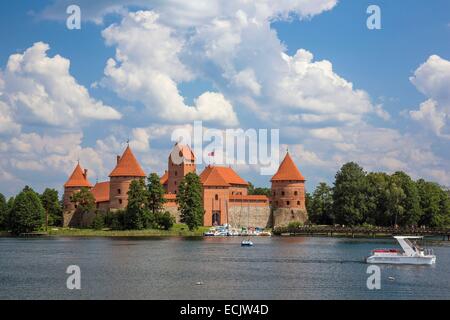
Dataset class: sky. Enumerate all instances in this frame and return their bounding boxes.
[0,0,449,197]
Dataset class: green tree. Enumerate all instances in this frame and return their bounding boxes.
[70,187,95,228]
[147,173,166,218]
[247,182,271,197]
[309,183,334,225]
[417,179,450,227]
[9,187,45,235]
[125,179,149,230]
[177,172,204,231]
[366,172,391,226]
[391,171,421,226]
[332,162,371,226]
[154,211,175,230]
[0,193,7,230]
[40,188,63,227]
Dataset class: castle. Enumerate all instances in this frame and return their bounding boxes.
[63,143,308,229]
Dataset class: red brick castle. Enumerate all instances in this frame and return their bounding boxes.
[63,144,307,228]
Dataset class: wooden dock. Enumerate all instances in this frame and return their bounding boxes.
[273,226,450,240]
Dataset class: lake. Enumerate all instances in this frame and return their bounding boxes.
[1,236,449,299]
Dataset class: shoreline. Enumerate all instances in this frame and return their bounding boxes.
[1,229,448,242]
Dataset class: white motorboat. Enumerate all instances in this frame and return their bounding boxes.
[241,239,254,247]
[366,236,436,265]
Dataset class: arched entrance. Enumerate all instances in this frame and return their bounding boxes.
[212,211,221,226]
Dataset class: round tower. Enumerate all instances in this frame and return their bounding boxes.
[167,143,196,194]
[63,163,93,212]
[109,145,146,210]
[270,151,307,227]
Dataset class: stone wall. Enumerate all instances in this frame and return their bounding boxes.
[164,206,182,224]
[272,208,308,228]
[63,210,96,228]
[228,205,271,229]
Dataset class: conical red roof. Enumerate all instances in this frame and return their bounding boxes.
[64,163,93,188]
[109,146,146,177]
[271,152,305,182]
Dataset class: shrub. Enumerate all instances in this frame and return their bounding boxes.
[154,211,175,230]
[287,221,303,229]
[91,212,105,230]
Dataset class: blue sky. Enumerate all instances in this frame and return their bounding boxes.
[0,0,449,197]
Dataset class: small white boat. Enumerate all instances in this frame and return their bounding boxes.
[241,239,254,247]
[366,236,436,265]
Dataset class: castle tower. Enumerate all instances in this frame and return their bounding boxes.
[63,163,93,212]
[270,151,308,227]
[109,145,146,210]
[167,143,196,194]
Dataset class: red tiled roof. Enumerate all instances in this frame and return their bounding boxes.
[91,181,110,203]
[271,152,305,182]
[160,171,168,185]
[164,194,177,200]
[64,163,93,188]
[200,166,248,187]
[109,146,146,177]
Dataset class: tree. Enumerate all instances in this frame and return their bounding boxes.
[333,162,371,226]
[391,171,421,226]
[40,188,63,227]
[247,182,271,197]
[9,187,45,235]
[70,187,95,228]
[417,179,450,228]
[147,173,166,218]
[154,211,175,230]
[0,193,7,230]
[309,183,334,225]
[177,172,204,231]
[125,179,149,230]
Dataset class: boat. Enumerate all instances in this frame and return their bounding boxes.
[241,239,254,247]
[366,236,436,265]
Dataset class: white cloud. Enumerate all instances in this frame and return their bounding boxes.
[0,42,121,128]
[309,127,343,141]
[409,55,450,137]
[101,11,239,126]
[40,0,338,27]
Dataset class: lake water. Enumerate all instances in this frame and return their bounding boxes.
[1,236,449,300]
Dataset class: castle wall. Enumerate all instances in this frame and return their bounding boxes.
[63,210,96,228]
[272,208,308,228]
[228,205,271,229]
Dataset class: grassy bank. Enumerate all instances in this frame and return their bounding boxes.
[45,224,210,237]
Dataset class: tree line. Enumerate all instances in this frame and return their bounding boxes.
[0,187,62,235]
[306,162,450,228]
[0,172,205,235]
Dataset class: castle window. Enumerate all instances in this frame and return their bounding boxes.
[273,191,276,196]
[175,171,178,176]
[174,181,177,186]
[297,201,300,205]
[286,201,290,206]
[118,189,121,195]
[281,191,285,196]
[119,199,123,205]
[215,194,219,200]
[294,191,298,196]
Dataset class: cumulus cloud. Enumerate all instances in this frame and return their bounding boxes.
[101,11,239,126]
[40,0,338,26]
[409,55,450,137]
[0,42,121,128]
